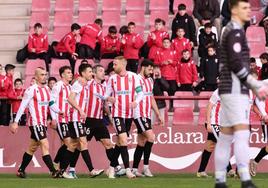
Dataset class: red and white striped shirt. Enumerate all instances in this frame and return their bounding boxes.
[134,75,154,119]
[87,80,105,119]
[105,71,141,119]
[50,80,71,123]
[15,84,50,126]
[70,81,90,122]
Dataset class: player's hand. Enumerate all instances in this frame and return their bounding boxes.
[256,84,268,100]
[206,123,212,133]
[121,38,126,44]
[10,122,18,134]
[190,42,194,47]
[158,115,164,126]
[107,97,116,104]
[192,81,198,87]
[31,48,36,53]
[177,83,181,87]
[163,61,169,65]
[50,120,57,130]
[130,101,138,109]
[72,53,78,60]
[79,110,87,120]
[58,111,64,116]
[263,115,268,123]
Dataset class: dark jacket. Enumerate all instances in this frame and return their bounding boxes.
[171,13,197,45]
[221,0,231,27]
[193,0,220,23]
[153,78,169,109]
[198,29,217,58]
[260,63,268,80]
[200,55,219,84]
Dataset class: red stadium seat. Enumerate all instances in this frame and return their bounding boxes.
[246,26,265,42]
[126,0,145,11]
[102,0,121,11]
[78,11,97,26]
[249,0,261,10]
[174,91,194,108]
[31,0,50,12]
[172,107,194,126]
[149,11,169,28]
[100,59,114,70]
[126,11,145,26]
[173,0,194,15]
[50,59,71,80]
[250,111,261,126]
[248,42,266,57]
[198,91,213,108]
[102,11,121,31]
[54,11,73,27]
[74,59,95,75]
[149,0,169,11]
[54,0,74,12]
[29,12,50,29]
[25,59,46,75]
[24,76,35,89]
[198,107,207,125]
[79,0,98,11]
[53,26,70,41]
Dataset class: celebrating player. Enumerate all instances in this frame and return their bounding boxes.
[104,56,144,178]
[10,67,59,178]
[215,0,268,187]
[132,59,163,177]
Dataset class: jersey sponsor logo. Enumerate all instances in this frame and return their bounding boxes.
[115,90,130,95]
[94,92,105,100]
[38,101,49,106]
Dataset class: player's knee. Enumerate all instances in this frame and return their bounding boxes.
[28,145,38,154]
[40,142,50,154]
[79,139,88,150]
[101,139,113,149]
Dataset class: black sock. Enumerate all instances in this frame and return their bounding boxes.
[113,145,120,167]
[60,149,73,171]
[198,150,212,172]
[255,147,268,163]
[43,155,56,173]
[227,162,232,172]
[106,148,117,167]
[81,150,94,172]
[18,152,33,172]
[70,149,80,168]
[132,145,144,168]
[120,146,130,168]
[144,142,153,165]
[54,144,67,164]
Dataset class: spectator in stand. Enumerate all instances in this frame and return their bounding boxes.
[30,77,36,86]
[172,27,192,59]
[199,45,219,91]
[259,6,268,46]
[147,18,169,62]
[152,65,169,126]
[155,38,177,112]
[8,79,26,126]
[193,0,221,37]
[28,23,50,71]
[177,49,198,91]
[169,0,174,15]
[259,52,268,80]
[198,23,218,60]
[78,19,103,59]
[249,57,261,79]
[47,77,57,91]
[171,3,197,45]
[55,23,81,73]
[221,0,231,27]
[100,26,121,59]
[121,22,144,73]
[0,64,2,75]
[119,25,129,37]
[0,64,15,126]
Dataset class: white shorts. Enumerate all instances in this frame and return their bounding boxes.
[220,94,250,127]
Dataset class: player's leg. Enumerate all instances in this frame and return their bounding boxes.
[53,142,67,169]
[142,129,155,177]
[250,145,268,176]
[68,139,80,178]
[17,139,39,178]
[132,134,146,177]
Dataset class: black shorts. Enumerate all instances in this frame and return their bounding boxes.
[113,117,133,136]
[29,125,47,141]
[205,123,220,143]
[85,118,111,141]
[56,123,71,140]
[69,122,87,139]
[134,117,152,134]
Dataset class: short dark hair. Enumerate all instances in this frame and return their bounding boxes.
[108,26,117,34]
[34,23,42,29]
[163,37,171,42]
[48,77,57,83]
[176,27,185,32]
[207,44,216,50]
[229,0,249,10]
[141,59,154,68]
[260,53,268,61]
[119,25,129,35]
[106,61,114,75]
[71,23,81,31]
[250,57,256,63]
[204,22,213,28]
[93,64,104,73]
[155,18,163,24]
[5,64,15,72]
[79,63,92,76]
[59,66,72,77]
[14,78,22,85]
[81,59,88,64]
[128,22,135,27]
[178,3,186,10]
[182,49,190,54]
[94,19,103,27]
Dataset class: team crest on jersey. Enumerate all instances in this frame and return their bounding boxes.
[117,126,122,132]
[63,131,66,136]
[40,131,44,137]
[128,77,132,83]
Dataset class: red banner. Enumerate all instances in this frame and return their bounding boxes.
[0,125,268,173]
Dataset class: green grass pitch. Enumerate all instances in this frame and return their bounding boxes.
[0,173,267,188]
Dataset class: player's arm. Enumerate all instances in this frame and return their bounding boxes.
[254,97,268,122]
[49,84,63,120]
[206,91,218,132]
[151,96,164,125]
[10,88,33,133]
[131,84,144,109]
[104,77,115,103]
